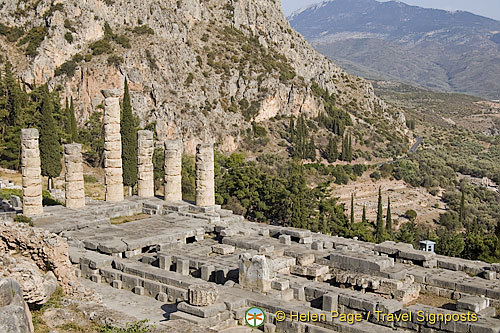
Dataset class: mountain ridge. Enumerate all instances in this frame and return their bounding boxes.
[289,0,500,99]
[0,0,406,156]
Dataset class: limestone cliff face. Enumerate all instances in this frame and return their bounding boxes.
[0,0,394,154]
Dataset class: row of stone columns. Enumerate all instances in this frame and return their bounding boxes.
[18,89,216,215]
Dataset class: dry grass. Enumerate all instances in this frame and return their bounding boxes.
[406,292,456,310]
[110,214,150,225]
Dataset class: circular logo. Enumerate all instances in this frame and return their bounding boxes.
[245,307,265,328]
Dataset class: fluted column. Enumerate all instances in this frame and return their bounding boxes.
[195,143,215,207]
[64,143,85,209]
[102,89,124,202]
[137,130,154,198]
[21,129,43,215]
[164,140,182,202]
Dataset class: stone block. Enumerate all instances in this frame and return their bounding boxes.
[456,296,488,312]
[178,301,226,318]
[188,284,218,306]
[311,241,324,250]
[157,292,168,302]
[134,286,145,296]
[271,279,290,291]
[212,244,235,255]
[176,259,190,275]
[112,280,122,289]
[279,234,291,245]
[201,265,215,281]
[323,293,339,311]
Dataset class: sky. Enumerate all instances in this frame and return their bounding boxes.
[282,0,500,21]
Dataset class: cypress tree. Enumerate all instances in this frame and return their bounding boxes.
[326,135,338,163]
[121,78,138,193]
[350,193,354,225]
[39,85,62,189]
[347,134,353,162]
[386,196,393,237]
[376,187,384,242]
[341,135,346,161]
[362,205,367,224]
[64,97,71,138]
[70,97,77,142]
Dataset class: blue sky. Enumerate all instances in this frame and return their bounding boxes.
[283,0,500,21]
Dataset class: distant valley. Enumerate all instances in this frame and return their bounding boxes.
[288,0,500,100]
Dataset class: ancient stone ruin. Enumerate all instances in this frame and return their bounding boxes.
[20,128,43,216]
[64,143,85,209]
[137,130,154,198]
[102,89,124,203]
[164,140,182,202]
[195,143,215,207]
[10,90,500,332]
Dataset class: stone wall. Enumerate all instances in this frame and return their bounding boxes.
[64,144,85,209]
[195,143,215,207]
[137,130,154,198]
[102,89,124,202]
[20,129,42,216]
[164,140,182,202]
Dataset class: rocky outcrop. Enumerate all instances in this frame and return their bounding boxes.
[0,278,33,333]
[0,221,80,296]
[0,254,58,305]
[0,0,400,155]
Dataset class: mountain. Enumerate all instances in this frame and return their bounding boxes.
[0,0,403,155]
[288,0,500,99]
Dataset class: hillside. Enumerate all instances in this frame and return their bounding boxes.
[0,0,408,157]
[288,0,500,99]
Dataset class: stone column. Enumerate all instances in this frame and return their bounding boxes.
[64,143,85,209]
[20,128,43,215]
[137,130,154,198]
[195,143,215,207]
[102,89,124,202]
[164,140,182,202]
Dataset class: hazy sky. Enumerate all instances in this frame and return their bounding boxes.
[283,0,500,21]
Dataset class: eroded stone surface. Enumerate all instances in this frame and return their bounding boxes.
[21,129,42,216]
[64,144,85,209]
[164,140,182,202]
[137,130,154,198]
[103,90,124,202]
[188,284,218,306]
[195,143,215,207]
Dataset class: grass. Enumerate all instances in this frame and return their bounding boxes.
[110,214,149,225]
[31,286,64,333]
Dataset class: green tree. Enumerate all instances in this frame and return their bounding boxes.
[436,230,464,257]
[375,187,385,242]
[325,135,338,163]
[386,196,392,237]
[121,78,138,193]
[69,97,77,142]
[459,188,465,226]
[362,205,367,224]
[39,85,62,189]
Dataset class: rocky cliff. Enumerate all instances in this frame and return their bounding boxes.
[0,0,396,154]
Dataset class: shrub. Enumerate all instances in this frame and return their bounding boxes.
[64,32,73,44]
[18,26,47,57]
[89,39,111,55]
[14,215,33,226]
[370,170,381,180]
[107,55,123,67]
[114,34,130,49]
[83,175,97,183]
[405,209,417,221]
[133,25,154,35]
[185,73,194,86]
[54,60,77,77]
